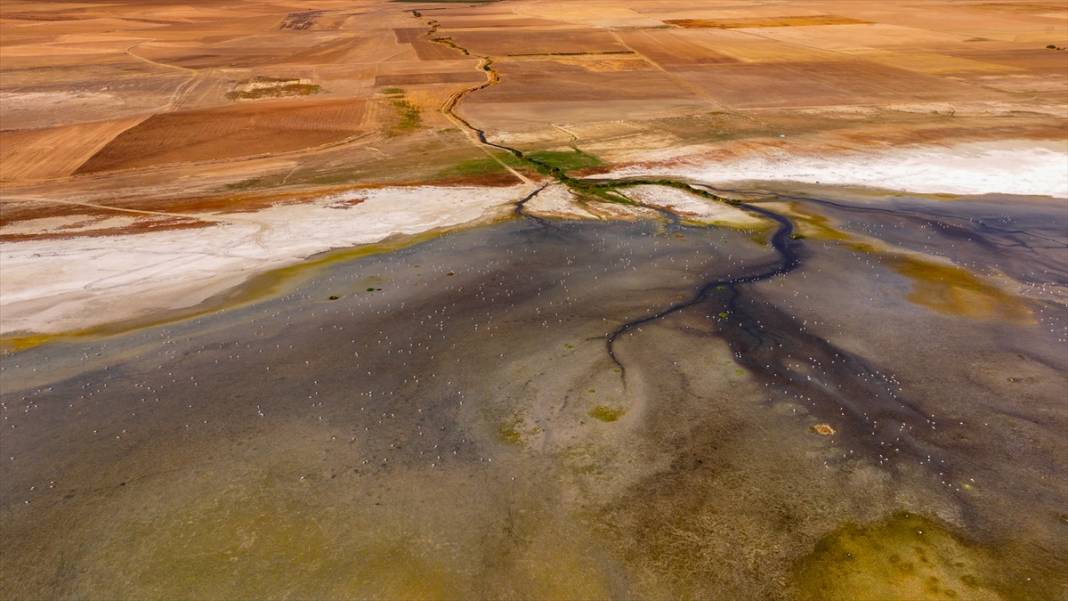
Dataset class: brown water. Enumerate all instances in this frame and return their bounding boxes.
[2,188,1066,600]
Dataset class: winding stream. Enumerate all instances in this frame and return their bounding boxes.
[413,10,810,379]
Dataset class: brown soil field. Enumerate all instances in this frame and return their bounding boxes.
[392,27,427,44]
[411,38,465,61]
[374,72,485,86]
[0,0,1063,229]
[751,22,974,52]
[667,31,847,64]
[943,47,1068,73]
[666,15,871,28]
[444,29,631,56]
[0,73,187,128]
[77,98,369,173]
[0,117,145,181]
[673,60,1006,109]
[615,30,741,66]
[472,60,692,103]
[433,17,565,30]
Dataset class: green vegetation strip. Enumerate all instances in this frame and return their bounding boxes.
[589,405,626,422]
[389,97,422,135]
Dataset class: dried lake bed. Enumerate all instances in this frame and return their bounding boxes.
[1,186,1066,600]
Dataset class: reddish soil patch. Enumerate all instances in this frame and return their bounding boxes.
[394,27,425,44]
[375,72,485,86]
[411,39,462,60]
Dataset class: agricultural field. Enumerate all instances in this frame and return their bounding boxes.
[0,0,1063,197]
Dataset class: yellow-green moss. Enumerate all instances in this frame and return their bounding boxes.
[792,512,1011,601]
[588,405,626,422]
[888,256,1032,322]
[498,418,523,444]
[85,488,465,600]
[226,83,320,100]
[389,97,422,135]
[783,202,1032,322]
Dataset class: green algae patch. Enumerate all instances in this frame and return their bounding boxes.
[785,204,853,242]
[86,488,466,600]
[388,96,422,135]
[498,417,524,444]
[525,150,602,174]
[0,332,55,354]
[888,256,1032,322]
[227,83,320,100]
[746,227,772,246]
[436,156,512,178]
[705,218,777,238]
[433,154,526,183]
[588,405,626,422]
[497,414,541,445]
[792,512,1004,601]
[782,202,1032,323]
[226,77,320,101]
[574,185,636,206]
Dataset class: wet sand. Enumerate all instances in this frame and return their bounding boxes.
[1,186,1066,600]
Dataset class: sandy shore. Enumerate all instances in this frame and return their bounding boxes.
[2,140,1066,338]
[0,185,527,336]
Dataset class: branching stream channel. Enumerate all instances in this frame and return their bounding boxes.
[415,12,940,475]
[417,10,803,376]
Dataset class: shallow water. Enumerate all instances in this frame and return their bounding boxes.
[2,190,1066,600]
